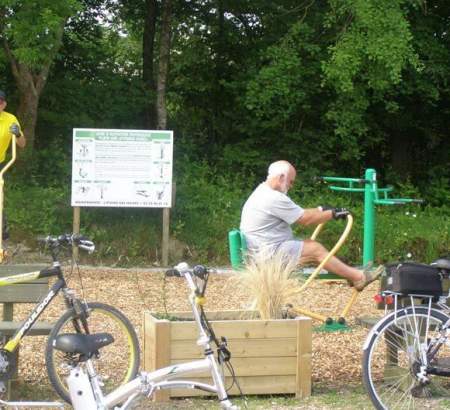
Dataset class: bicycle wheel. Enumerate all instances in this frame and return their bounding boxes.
[45,302,140,403]
[363,306,450,410]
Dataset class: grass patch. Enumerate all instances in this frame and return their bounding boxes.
[12,381,450,409]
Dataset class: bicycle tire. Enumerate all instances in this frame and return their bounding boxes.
[45,302,140,403]
[362,306,450,410]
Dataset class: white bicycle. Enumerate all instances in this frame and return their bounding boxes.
[362,258,450,409]
[53,262,239,409]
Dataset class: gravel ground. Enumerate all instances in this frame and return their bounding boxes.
[7,264,384,407]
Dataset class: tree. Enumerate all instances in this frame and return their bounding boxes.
[0,0,80,151]
[156,0,172,129]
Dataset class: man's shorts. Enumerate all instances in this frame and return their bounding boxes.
[277,240,304,263]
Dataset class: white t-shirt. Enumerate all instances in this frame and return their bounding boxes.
[240,183,304,251]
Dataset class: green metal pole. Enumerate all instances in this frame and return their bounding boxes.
[363,169,376,267]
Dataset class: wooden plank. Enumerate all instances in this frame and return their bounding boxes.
[170,320,299,340]
[171,338,297,360]
[143,312,171,401]
[169,375,297,397]
[170,356,297,377]
[143,312,152,373]
[0,283,48,303]
[0,265,47,277]
[162,310,260,321]
[296,317,311,398]
[3,302,13,321]
[0,266,48,303]
[162,207,170,267]
[0,321,53,336]
[161,183,176,267]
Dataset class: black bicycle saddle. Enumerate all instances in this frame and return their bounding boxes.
[53,332,114,358]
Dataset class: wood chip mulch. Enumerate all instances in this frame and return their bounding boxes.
[9,266,383,390]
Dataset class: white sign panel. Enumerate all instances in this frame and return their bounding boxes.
[71,128,173,207]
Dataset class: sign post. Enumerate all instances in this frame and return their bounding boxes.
[71,128,173,264]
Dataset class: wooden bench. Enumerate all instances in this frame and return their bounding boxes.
[0,264,54,397]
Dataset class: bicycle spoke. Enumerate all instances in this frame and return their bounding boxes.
[363,308,450,410]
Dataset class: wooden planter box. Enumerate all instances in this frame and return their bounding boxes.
[143,310,311,401]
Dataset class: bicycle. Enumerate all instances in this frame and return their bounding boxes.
[53,262,240,409]
[0,234,140,407]
[362,258,450,409]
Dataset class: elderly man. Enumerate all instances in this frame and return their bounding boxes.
[240,160,383,291]
[0,90,26,239]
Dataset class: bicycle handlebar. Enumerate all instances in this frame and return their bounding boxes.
[38,234,95,254]
[165,262,215,279]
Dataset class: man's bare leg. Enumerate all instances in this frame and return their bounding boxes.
[299,239,363,283]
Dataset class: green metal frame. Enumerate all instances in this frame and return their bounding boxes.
[322,168,422,266]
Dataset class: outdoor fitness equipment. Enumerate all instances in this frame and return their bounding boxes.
[229,214,358,330]
[0,134,16,262]
[320,168,423,266]
[229,168,423,330]
[284,214,360,331]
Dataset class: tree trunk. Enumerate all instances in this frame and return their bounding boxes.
[143,0,158,129]
[391,133,410,178]
[156,0,172,130]
[15,71,41,151]
[1,20,65,153]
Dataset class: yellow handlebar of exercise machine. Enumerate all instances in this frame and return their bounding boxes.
[298,214,353,292]
[0,135,17,262]
[287,214,361,329]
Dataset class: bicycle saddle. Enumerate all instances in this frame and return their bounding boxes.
[53,333,114,358]
[431,258,450,271]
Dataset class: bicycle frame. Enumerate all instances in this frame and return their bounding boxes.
[0,264,68,354]
[68,266,237,410]
[70,353,229,409]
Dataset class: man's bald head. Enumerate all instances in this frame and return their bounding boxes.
[266,160,296,193]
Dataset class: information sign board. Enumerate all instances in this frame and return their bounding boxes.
[71,128,173,207]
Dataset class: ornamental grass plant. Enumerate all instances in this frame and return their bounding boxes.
[236,248,304,319]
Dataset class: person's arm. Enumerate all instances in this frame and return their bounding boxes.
[10,123,26,148]
[295,207,333,226]
[16,132,26,148]
[295,206,350,226]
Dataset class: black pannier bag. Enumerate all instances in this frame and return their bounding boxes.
[386,262,443,298]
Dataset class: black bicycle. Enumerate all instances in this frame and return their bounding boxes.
[0,234,140,404]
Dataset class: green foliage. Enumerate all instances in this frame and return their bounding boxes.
[245,22,321,125]
[8,146,71,188]
[0,0,81,69]
[172,160,247,262]
[4,160,448,267]
[1,0,449,268]
[324,0,421,93]
[375,205,450,264]
[322,0,423,159]
[6,185,72,238]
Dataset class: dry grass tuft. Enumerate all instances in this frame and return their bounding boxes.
[235,249,305,319]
